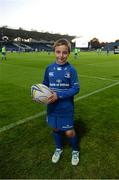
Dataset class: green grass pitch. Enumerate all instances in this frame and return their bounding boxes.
[0,51,119,178]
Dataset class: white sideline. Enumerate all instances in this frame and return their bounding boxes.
[0,111,46,133]
[86,62,115,66]
[0,81,119,133]
[75,81,119,101]
[79,74,118,82]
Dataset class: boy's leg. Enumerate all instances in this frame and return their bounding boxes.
[49,115,63,149]
[65,129,79,166]
[65,129,78,151]
[52,129,62,149]
[47,115,63,163]
[52,129,63,163]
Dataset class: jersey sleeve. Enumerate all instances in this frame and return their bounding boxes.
[57,68,80,99]
[42,67,49,87]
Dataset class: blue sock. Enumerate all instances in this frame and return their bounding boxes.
[68,135,79,151]
[53,131,62,149]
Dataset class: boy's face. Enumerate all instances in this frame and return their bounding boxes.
[55,45,69,65]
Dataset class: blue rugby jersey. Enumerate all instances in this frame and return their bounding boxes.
[42,61,80,115]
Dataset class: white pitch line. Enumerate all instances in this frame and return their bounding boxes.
[86,62,114,66]
[75,81,119,101]
[0,81,119,133]
[79,74,118,82]
[0,111,46,133]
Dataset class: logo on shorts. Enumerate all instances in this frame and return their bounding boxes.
[62,125,73,129]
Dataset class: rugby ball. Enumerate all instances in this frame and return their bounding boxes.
[31,83,52,104]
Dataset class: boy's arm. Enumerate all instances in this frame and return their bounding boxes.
[57,69,80,99]
[42,67,49,86]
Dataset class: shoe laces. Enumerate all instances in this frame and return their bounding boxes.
[54,149,62,156]
[72,151,79,159]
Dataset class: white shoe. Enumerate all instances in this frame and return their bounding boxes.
[71,151,79,166]
[52,148,63,163]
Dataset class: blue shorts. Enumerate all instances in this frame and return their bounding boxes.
[46,114,74,131]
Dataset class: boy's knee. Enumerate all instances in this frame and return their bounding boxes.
[65,129,75,138]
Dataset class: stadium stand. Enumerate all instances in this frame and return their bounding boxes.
[104,42,119,51]
[0,27,75,52]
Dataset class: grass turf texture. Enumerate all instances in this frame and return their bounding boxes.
[0,51,119,178]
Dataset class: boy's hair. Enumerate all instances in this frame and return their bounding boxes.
[53,39,71,53]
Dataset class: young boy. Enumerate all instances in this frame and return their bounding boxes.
[42,39,80,166]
